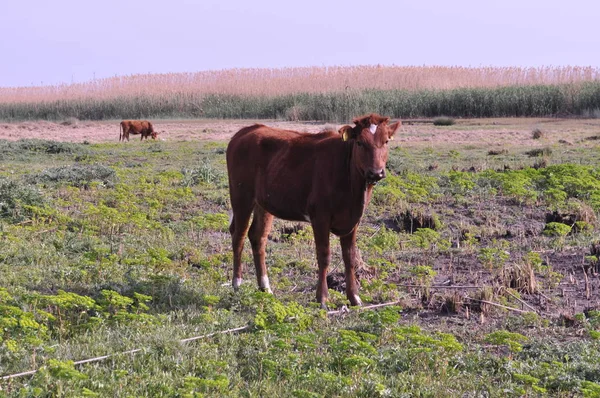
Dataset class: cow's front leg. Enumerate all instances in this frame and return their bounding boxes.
[340,228,362,306]
[311,220,331,308]
[248,206,274,293]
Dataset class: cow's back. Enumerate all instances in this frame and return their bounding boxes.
[227,125,314,184]
[227,125,342,221]
[141,121,153,133]
[121,120,138,133]
[122,120,153,134]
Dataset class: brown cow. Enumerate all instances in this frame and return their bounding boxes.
[226,114,401,307]
[119,120,158,141]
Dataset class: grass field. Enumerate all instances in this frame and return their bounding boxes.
[0,118,600,396]
[1,66,600,121]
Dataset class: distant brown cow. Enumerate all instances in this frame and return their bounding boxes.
[119,120,158,141]
[226,114,401,307]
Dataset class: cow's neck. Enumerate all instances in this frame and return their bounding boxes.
[346,145,373,227]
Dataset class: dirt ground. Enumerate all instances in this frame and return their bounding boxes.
[1,118,600,148]
[0,119,324,144]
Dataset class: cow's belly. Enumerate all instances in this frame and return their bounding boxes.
[256,197,309,222]
[254,169,311,222]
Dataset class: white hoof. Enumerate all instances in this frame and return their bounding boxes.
[232,278,242,290]
[260,276,273,294]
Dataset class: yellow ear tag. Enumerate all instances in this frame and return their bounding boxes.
[342,131,349,141]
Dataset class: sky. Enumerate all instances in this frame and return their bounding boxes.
[1,0,599,87]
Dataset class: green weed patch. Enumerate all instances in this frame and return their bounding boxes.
[1,133,599,396]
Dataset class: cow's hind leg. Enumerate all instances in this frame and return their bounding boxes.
[248,205,274,293]
[229,197,253,290]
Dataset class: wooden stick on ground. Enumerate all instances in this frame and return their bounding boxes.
[468,298,531,314]
[501,287,538,313]
[399,284,483,290]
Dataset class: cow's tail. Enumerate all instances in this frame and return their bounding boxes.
[119,123,122,141]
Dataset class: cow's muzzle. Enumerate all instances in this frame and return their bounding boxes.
[366,168,386,185]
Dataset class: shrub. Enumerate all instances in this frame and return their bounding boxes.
[60,117,79,126]
[574,221,594,233]
[409,228,450,251]
[478,244,510,270]
[442,170,475,195]
[181,158,224,187]
[0,139,86,155]
[375,173,440,204]
[484,330,529,353]
[392,208,442,233]
[543,222,572,237]
[532,128,544,139]
[479,169,538,204]
[488,149,508,156]
[397,325,463,351]
[0,177,46,222]
[367,227,399,254]
[433,116,455,126]
[533,158,548,169]
[408,265,437,285]
[27,164,116,187]
[525,147,552,157]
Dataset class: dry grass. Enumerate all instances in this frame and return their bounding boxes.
[503,263,537,294]
[1,65,599,103]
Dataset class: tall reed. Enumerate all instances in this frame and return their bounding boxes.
[1,66,599,121]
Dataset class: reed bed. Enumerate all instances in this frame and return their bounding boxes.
[1,66,600,121]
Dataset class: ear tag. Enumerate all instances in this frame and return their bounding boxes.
[390,136,394,140]
[342,131,349,141]
[369,124,377,134]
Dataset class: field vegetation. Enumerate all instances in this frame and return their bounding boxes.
[1,66,600,121]
[0,119,599,396]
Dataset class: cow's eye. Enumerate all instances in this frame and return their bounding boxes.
[356,141,363,147]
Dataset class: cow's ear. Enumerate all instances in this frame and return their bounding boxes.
[387,121,401,140]
[374,115,390,125]
[352,115,371,128]
[353,114,389,128]
[339,125,355,141]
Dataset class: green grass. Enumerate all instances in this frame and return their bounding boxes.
[0,136,599,396]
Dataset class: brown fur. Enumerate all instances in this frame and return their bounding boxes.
[119,120,157,141]
[226,113,401,306]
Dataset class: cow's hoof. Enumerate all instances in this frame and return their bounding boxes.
[349,294,363,307]
[232,278,242,290]
[259,276,272,294]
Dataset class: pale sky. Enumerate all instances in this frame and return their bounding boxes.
[1,0,599,87]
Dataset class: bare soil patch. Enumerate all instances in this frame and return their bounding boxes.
[0,117,599,148]
[0,119,333,144]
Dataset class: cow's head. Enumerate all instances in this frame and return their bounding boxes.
[150,132,158,140]
[339,114,401,185]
